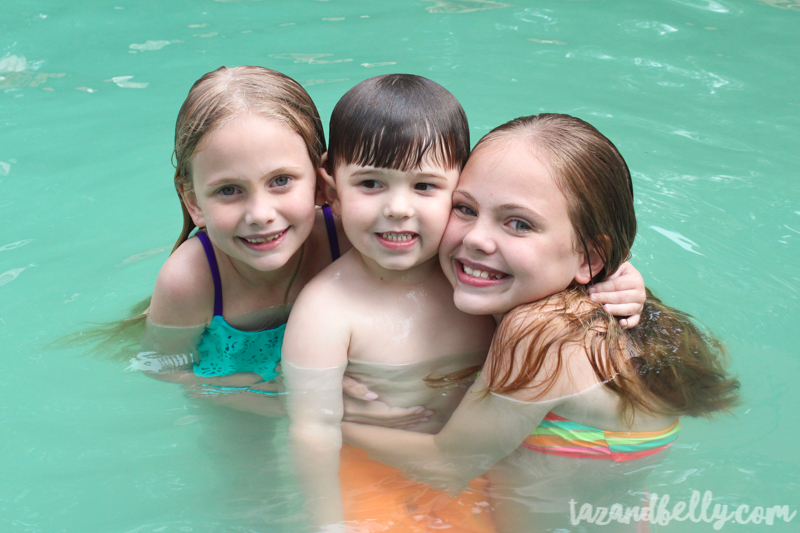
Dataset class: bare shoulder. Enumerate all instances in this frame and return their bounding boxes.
[288,259,357,335]
[149,237,214,327]
[296,249,361,303]
[283,251,360,367]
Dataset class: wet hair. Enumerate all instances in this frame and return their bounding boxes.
[473,114,635,284]
[172,65,326,251]
[466,114,739,421]
[62,67,326,355]
[327,74,469,173]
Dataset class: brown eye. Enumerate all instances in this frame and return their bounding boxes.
[454,204,477,217]
[360,180,381,189]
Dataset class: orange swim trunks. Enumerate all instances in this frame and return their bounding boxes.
[339,443,495,533]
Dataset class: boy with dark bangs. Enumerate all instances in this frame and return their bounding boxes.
[284,74,497,533]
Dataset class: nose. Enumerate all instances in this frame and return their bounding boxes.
[461,218,497,255]
[245,191,278,227]
[383,189,415,219]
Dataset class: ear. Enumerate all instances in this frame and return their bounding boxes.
[317,152,342,216]
[178,184,206,228]
[574,238,607,285]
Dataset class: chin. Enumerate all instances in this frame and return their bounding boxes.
[452,292,496,317]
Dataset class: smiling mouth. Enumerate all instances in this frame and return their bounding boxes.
[459,261,507,281]
[240,229,287,244]
[378,232,417,242]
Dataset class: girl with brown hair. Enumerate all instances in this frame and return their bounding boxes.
[343,113,739,532]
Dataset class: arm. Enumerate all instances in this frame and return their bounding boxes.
[588,260,645,328]
[343,310,573,491]
[142,239,264,386]
[282,281,351,530]
[342,372,552,491]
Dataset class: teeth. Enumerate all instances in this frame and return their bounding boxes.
[381,232,415,242]
[463,264,502,280]
[244,232,283,244]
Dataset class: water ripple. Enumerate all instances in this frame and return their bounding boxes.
[650,226,705,255]
[423,0,510,14]
[669,0,737,13]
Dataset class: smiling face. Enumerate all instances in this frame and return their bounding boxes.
[439,139,593,320]
[325,155,460,274]
[181,113,318,274]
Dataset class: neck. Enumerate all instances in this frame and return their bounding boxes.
[355,253,442,286]
[223,245,305,295]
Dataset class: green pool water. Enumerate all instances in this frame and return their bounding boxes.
[2,1,798,531]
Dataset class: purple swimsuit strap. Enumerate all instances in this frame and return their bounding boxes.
[322,205,340,261]
[195,231,223,317]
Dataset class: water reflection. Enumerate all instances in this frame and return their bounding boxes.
[423,0,511,14]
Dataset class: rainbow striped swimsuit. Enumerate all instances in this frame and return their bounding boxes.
[522,413,680,462]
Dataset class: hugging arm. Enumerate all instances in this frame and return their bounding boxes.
[342,373,551,491]
[588,260,645,328]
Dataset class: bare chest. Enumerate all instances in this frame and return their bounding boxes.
[346,291,495,365]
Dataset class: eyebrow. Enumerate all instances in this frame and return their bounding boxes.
[498,203,547,226]
[455,190,547,225]
[205,166,305,186]
[453,190,477,203]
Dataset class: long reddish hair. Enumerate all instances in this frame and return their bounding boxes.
[470,114,739,421]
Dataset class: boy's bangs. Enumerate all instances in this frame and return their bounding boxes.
[328,74,470,172]
[342,121,465,172]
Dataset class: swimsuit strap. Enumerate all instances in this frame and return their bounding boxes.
[322,205,340,261]
[195,231,223,317]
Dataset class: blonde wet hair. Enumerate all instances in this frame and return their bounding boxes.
[171,65,326,251]
[62,67,326,358]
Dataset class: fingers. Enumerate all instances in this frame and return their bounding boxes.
[620,313,640,329]
[597,302,642,320]
[342,397,433,427]
[591,261,644,292]
[588,289,643,306]
[342,375,378,400]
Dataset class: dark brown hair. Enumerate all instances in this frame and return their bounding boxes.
[468,114,739,421]
[327,74,470,173]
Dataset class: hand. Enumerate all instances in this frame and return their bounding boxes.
[342,375,379,400]
[183,383,286,416]
[342,376,433,429]
[588,261,645,328]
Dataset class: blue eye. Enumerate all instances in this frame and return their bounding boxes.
[218,186,238,196]
[507,219,533,232]
[272,176,291,187]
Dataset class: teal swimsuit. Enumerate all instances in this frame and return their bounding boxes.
[192,206,340,390]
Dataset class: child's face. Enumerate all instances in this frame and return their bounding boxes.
[328,155,460,272]
[439,140,588,320]
[183,114,318,274]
